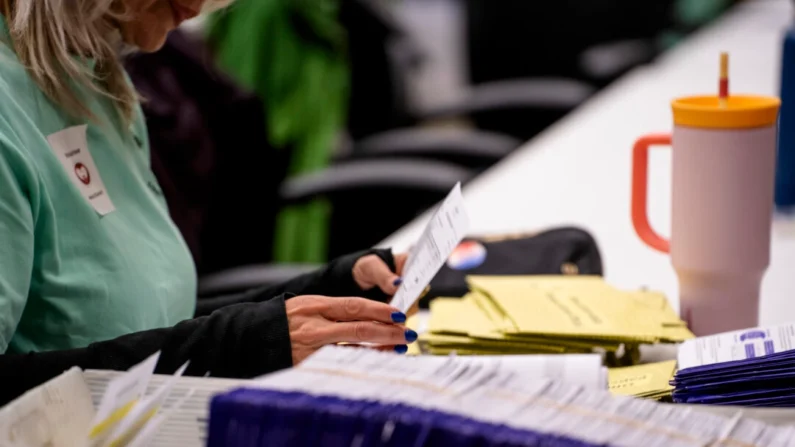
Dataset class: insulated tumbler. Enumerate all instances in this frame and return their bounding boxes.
[631,95,780,336]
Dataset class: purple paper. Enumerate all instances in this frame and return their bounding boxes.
[677,350,795,378]
[682,387,795,404]
[673,364,795,388]
[721,394,795,407]
[682,371,795,391]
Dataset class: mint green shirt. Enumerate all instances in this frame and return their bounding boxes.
[0,20,196,353]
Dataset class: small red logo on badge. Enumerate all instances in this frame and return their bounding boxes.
[74,162,91,185]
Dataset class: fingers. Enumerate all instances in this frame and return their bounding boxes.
[352,253,408,296]
[339,344,409,354]
[322,321,417,345]
[394,253,408,276]
[376,344,409,354]
[367,257,402,295]
[320,297,406,324]
[373,344,408,354]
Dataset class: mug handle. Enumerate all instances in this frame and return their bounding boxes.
[631,134,671,253]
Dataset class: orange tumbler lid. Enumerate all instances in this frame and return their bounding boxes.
[671,95,780,129]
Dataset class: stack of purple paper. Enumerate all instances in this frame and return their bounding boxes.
[671,324,795,407]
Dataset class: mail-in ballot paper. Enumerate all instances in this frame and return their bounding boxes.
[103,362,189,447]
[672,323,795,406]
[677,323,795,370]
[390,183,469,313]
[89,352,160,443]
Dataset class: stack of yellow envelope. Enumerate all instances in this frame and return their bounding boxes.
[417,276,693,364]
[608,360,678,400]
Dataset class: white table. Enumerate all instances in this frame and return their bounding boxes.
[381,0,795,326]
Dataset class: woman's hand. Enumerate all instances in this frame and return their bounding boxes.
[352,253,408,295]
[286,295,416,365]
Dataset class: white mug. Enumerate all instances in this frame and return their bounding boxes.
[631,95,780,336]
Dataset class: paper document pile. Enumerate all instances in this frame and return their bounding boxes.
[419,275,693,363]
[83,370,256,447]
[608,360,677,401]
[294,347,608,389]
[672,323,795,407]
[0,352,194,447]
[208,345,795,447]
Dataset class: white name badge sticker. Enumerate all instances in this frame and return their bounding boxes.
[47,125,115,216]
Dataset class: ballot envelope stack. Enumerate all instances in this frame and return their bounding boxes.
[417,275,694,365]
[207,345,795,447]
[608,360,678,401]
[672,323,795,407]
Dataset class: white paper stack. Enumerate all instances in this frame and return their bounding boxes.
[83,371,253,447]
[5,347,795,446]
[0,367,94,447]
[205,346,795,447]
[0,352,249,447]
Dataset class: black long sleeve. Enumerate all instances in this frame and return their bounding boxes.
[194,248,396,316]
[0,295,291,406]
[0,248,396,406]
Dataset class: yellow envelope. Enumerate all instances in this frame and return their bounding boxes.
[502,334,622,352]
[659,326,695,342]
[422,333,566,353]
[428,296,503,335]
[427,347,560,356]
[468,291,518,332]
[624,290,683,325]
[406,314,420,331]
[468,276,684,342]
[608,360,677,397]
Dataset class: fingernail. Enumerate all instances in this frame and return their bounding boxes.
[404,329,418,343]
[393,277,403,286]
[394,344,408,354]
[391,311,406,323]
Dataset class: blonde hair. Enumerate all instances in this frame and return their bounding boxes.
[1,0,230,126]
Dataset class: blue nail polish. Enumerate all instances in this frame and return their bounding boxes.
[393,277,403,286]
[391,311,406,323]
[405,329,418,343]
[394,344,408,354]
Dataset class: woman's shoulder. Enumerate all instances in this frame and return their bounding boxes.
[0,71,38,209]
[0,41,39,106]
[0,42,70,157]
[0,44,60,195]
[0,45,32,141]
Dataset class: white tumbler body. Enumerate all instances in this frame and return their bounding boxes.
[671,124,777,336]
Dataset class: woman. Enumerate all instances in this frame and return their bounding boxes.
[0,0,416,404]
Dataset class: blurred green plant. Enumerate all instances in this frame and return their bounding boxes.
[208,0,349,263]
